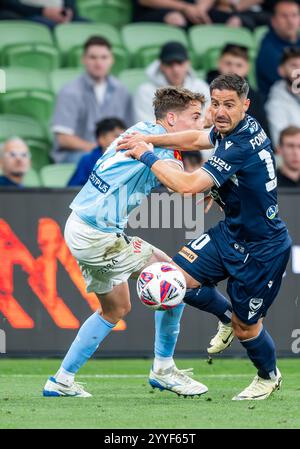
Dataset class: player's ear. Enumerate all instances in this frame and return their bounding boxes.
[243,98,250,112]
[166,111,176,127]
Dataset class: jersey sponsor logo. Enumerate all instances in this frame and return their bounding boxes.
[178,246,198,262]
[248,297,263,320]
[89,171,110,193]
[225,141,233,150]
[266,204,279,220]
[249,130,267,149]
[208,156,231,172]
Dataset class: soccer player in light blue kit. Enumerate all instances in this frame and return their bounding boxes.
[43,87,213,398]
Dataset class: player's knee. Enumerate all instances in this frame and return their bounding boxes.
[232,320,260,340]
[117,302,131,318]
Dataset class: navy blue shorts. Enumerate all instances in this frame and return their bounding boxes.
[173,226,291,325]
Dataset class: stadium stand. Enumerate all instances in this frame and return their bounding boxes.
[0,114,51,171]
[122,22,188,67]
[40,163,76,187]
[189,24,255,69]
[23,168,42,188]
[77,0,132,26]
[0,21,59,70]
[54,22,128,74]
[0,1,298,185]
[50,68,83,95]
[0,67,54,123]
[118,68,148,93]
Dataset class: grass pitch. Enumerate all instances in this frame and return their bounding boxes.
[0,358,299,429]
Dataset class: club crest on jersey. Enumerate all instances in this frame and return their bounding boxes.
[248,297,263,319]
[247,116,259,134]
[266,204,278,220]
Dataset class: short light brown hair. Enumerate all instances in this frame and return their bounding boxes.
[279,126,300,145]
[153,87,205,119]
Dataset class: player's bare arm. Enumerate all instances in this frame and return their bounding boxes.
[117,129,213,152]
[125,142,214,194]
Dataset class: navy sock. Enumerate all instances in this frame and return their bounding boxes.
[184,286,232,324]
[240,327,277,380]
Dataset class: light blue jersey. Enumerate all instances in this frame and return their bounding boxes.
[70,122,183,233]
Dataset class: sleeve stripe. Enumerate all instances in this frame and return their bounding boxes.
[201,166,221,187]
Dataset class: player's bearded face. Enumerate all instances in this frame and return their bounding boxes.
[210,89,249,135]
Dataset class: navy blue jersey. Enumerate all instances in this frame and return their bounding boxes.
[202,114,291,262]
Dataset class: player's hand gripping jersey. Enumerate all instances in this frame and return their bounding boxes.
[70,122,183,233]
[201,114,291,262]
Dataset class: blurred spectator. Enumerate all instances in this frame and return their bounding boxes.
[207,44,269,132]
[277,126,300,187]
[265,47,300,145]
[132,0,213,27]
[0,0,86,28]
[132,0,270,28]
[182,151,203,172]
[68,118,126,187]
[0,137,31,187]
[51,36,133,164]
[134,42,210,122]
[256,0,300,99]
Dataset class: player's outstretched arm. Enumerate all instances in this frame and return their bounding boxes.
[126,142,214,194]
[117,130,213,152]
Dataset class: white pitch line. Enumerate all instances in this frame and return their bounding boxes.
[0,374,252,379]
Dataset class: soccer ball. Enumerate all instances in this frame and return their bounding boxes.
[137,262,186,311]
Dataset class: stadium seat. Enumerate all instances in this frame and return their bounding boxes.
[118,68,147,93]
[23,169,41,187]
[0,114,51,171]
[0,21,60,71]
[0,68,54,123]
[189,25,254,68]
[77,0,132,27]
[54,23,128,74]
[195,69,206,81]
[122,23,189,67]
[50,68,83,95]
[40,163,76,187]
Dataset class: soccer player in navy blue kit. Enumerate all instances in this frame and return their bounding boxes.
[118,74,292,400]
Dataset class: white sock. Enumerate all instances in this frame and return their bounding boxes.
[54,367,75,386]
[153,356,174,372]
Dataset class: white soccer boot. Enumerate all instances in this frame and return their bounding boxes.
[207,321,234,354]
[149,365,208,397]
[43,376,92,397]
[232,369,282,401]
